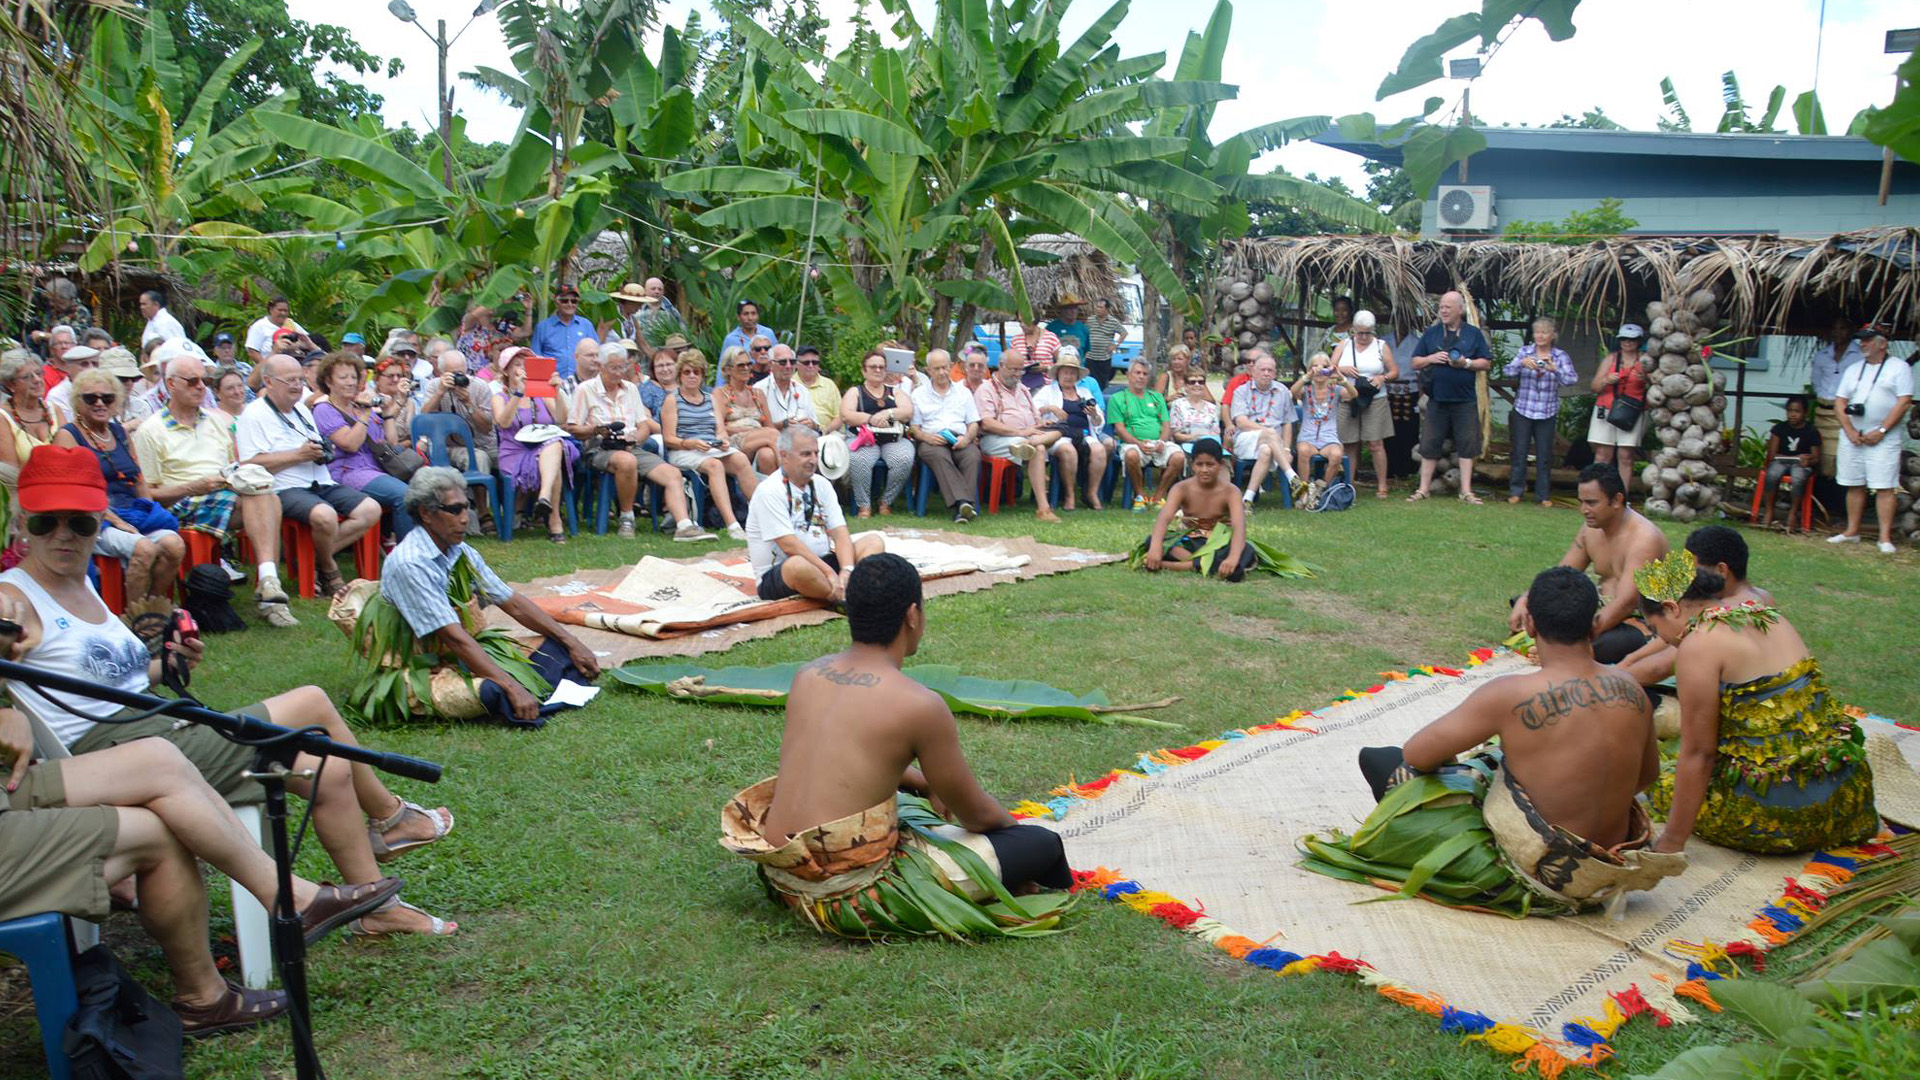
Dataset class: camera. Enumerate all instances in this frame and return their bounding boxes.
[601,420,631,450]
[1845,403,1866,417]
[450,373,470,389]
[311,438,335,464]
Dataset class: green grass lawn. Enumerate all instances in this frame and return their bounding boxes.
[4,496,1916,1079]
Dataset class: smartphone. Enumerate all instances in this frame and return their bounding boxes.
[882,347,916,375]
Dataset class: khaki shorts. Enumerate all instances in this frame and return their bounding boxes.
[0,760,120,922]
[1336,393,1395,443]
[68,702,275,807]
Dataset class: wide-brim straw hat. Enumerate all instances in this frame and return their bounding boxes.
[615,281,648,303]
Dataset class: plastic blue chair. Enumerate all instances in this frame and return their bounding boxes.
[0,911,80,1080]
[911,462,936,516]
[1233,456,1294,508]
[410,413,510,540]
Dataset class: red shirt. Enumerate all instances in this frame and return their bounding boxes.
[44,364,65,389]
[1597,354,1648,410]
[1221,372,1251,407]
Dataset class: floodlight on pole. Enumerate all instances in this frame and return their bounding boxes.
[1880,28,1916,205]
[386,2,505,190]
[388,1,417,22]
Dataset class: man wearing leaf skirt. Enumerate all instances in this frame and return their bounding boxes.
[720,553,1077,939]
[1301,567,1688,917]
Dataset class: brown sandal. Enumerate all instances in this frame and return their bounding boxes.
[173,980,289,1037]
[368,800,454,864]
[300,876,403,945]
[316,567,348,598]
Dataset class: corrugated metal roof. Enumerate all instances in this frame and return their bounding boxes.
[1315,125,1903,166]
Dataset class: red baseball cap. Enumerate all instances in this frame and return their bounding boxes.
[17,446,107,513]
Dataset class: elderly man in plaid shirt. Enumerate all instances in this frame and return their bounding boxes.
[1501,317,1579,505]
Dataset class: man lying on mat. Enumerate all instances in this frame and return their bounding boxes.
[1137,439,1251,580]
[1616,526,1773,688]
[1306,567,1686,916]
[720,553,1076,939]
[744,426,883,603]
[1508,463,1668,664]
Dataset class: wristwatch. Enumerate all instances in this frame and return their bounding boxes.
[1872,425,1886,436]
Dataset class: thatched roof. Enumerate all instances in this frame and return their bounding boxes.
[980,234,1123,322]
[1221,226,1920,337]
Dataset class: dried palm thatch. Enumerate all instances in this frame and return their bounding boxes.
[2,2,127,267]
[978,234,1123,324]
[1222,227,1920,338]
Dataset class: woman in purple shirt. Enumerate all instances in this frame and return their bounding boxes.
[313,354,415,538]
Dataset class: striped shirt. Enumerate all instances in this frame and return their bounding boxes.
[380,526,515,637]
[1084,314,1125,367]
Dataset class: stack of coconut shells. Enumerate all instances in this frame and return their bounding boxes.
[1897,415,1920,544]
[1638,291,1729,522]
[1207,274,1277,355]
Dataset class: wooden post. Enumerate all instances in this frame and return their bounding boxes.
[1732,362,1747,443]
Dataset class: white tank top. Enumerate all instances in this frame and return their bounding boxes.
[1,566,152,746]
[1344,337,1387,380]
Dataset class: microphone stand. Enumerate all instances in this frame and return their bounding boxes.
[0,659,441,1080]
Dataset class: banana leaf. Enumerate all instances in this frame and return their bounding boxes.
[607,661,1180,728]
[1125,530,1320,579]
[1297,765,1555,918]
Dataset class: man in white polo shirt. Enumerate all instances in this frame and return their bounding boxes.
[909,348,981,523]
[756,344,820,432]
[744,427,884,602]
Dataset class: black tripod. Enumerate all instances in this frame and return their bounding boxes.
[0,659,442,1080]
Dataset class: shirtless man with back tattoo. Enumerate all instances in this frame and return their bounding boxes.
[1509,461,1669,663]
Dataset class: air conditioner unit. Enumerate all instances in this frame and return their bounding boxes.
[1436,185,1496,231]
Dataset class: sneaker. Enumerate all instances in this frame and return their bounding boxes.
[1131,494,1147,512]
[617,513,636,539]
[956,501,978,522]
[1878,540,1898,554]
[256,574,288,605]
[220,558,247,585]
[726,522,748,540]
[1007,442,1035,464]
[1289,473,1309,500]
[1242,489,1256,505]
[258,602,300,628]
[1827,533,1860,544]
[673,522,717,542]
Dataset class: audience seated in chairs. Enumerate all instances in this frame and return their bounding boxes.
[418,349,498,534]
[1,448,457,958]
[842,349,917,518]
[236,355,381,599]
[130,353,296,627]
[1227,351,1304,507]
[973,347,1062,522]
[492,348,576,544]
[565,345,710,541]
[661,349,757,540]
[1031,347,1107,511]
[909,349,981,524]
[311,353,416,543]
[51,368,184,607]
[1108,357,1184,510]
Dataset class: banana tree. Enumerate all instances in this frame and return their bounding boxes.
[1135,0,1395,359]
[664,0,1232,350]
[72,13,284,274]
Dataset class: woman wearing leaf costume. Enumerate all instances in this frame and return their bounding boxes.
[720,553,1077,939]
[1301,567,1688,917]
[339,467,600,726]
[1636,549,1877,855]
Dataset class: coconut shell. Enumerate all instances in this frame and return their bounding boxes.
[1683,424,1704,442]
[1660,466,1683,486]
[1645,301,1670,322]
[1247,315,1270,332]
[1644,498,1673,517]
[1697,303,1719,326]
[1252,281,1274,302]
[1660,373,1693,397]
[1712,371,1727,392]
[1650,317,1675,339]
[1674,481,1701,504]
[1708,395,1727,415]
[1656,426,1681,448]
[1238,298,1260,317]
[1671,310,1701,335]
[1658,354,1688,376]
[1669,411,1693,431]
[1705,430,1724,451]
[1662,332,1693,355]
[1646,383,1668,407]
[1686,289,1717,314]
[1236,330,1257,347]
[1683,383,1713,406]
[1677,437,1706,458]
[1689,405,1717,429]
[1654,448,1681,469]
[1672,503,1697,522]
[1229,281,1252,301]
[1684,363,1708,382]
[1642,464,1663,487]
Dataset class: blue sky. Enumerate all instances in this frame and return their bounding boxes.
[292,0,1914,190]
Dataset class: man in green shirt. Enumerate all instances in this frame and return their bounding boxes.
[1108,358,1184,508]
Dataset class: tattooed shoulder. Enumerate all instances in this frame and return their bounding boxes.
[802,657,882,688]
[1511,671,1647,730]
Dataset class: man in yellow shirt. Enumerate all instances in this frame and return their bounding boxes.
[795,344,843,434]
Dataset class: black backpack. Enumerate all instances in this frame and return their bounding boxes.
[181,564,247,633]
[63,945,185,1080]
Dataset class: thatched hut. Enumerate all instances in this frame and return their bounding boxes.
[976,234,1124,324]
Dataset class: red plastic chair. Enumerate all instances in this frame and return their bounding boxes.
[93,556,126,614]
[980,456,1023,514]
[1747,450,1814,531]
[179,528,222,580]
[278,520,382,599]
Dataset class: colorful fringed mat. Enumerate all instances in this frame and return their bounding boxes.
[1016,648,1907,1074]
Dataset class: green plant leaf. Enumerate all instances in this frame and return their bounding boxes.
[1799,937,1920,1009]
[1792,90,1828,136]
[1376,13,1480,100]
[1627,1043,1765,1080]
[257,112,447,201]
[1710,980,1821,1042]
[782,108,930,156]
[1400,123,1488,203]
[930,279,1019,312]
[662,166,803,196]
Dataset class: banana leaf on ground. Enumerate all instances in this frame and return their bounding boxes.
[607,661,1181,728]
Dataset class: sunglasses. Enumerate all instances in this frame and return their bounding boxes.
[170,375,207,387]
[1185,379,1206,386]
[434,501,470,517]
[798,358,821,366]
[26,513,100,537]
[79,392,116,406]
[772,356,794,365]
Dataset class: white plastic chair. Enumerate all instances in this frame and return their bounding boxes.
[21,701,273,989]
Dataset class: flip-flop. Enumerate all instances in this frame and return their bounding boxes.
[1406,490,1430,502]
[173,981,289,1038]
[368,800,454,864]
[1458,492,1485,505]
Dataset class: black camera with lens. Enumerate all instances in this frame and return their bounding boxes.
[601,420,631,451]
[311,438,335,464]
[1845,403,1866,417]
[450,373,470,389]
